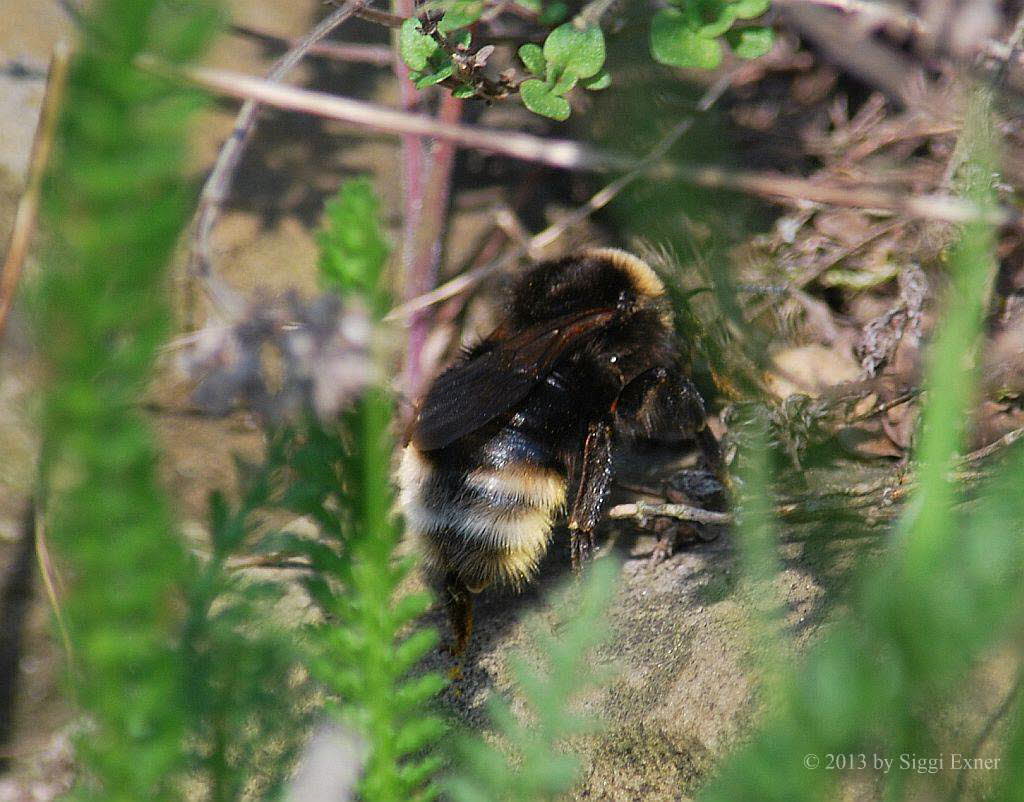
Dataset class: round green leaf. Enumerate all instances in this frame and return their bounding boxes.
[581,69,611,90]
[438,0,484,32]
[400,18,438,72]
[543,22,606,79]
[518,43,547,76]
[520,78,571,121]
[727,26,773,59]
[730,0,770,19]
[650,8,723,69]
[551,69,578,95]
[413,63,454,88]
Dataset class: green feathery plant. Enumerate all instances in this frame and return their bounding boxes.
[264,177,447,801]
[35,0,218,797]
[446,558,618,801]
[182,465,306,800]
[700,88,1024,801]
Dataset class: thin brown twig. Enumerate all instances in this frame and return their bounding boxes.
[528,69,735,257]
[187,0,367,313]
[0,42,72,341]
[660,165,1016,227]
[143,56,635,166]
[607,500,734,526]
[229,23,393,65]
[227,556,314,572]
[147,59,1017,228]
[846,389,921,423]
[355,6,405,29]
[960,426,1024,465]
[34,504,72,661]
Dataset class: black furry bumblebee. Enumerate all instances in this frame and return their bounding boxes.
[398,248,722,651]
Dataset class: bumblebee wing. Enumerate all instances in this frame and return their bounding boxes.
[412,308,616,451]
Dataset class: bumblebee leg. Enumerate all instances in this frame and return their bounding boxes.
[615,367,724,479]
[568,418,614,574]
[443,572,474,656]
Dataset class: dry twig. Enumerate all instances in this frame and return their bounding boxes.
[0,42,71,341]
[607,500,734,526]
[229,23,393,66]
[151,59,1017,228]
[960,426,1024,465]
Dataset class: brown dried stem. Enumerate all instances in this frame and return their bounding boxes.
[960,426,1024,465]
[228,23,393,65]
[607,500,734,526]
[146,59,1018,239]
[0,42,71,341]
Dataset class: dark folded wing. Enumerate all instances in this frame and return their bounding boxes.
[412,308,615,451]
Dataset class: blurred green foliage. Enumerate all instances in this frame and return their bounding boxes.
[317,178,391,314]
[183,471,307,800]
[699,89,1024,801]
[35,0,218,797]
[651,0,772,69]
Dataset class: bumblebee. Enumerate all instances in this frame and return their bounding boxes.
[397,248,722,651]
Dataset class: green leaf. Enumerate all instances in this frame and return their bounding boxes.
[697,3,739,38]
[438,0,484,32]
[581,68,611,90]
[543,21,606,79]
[452,84,476,98]
[400,18,439,72]
[518,42,546,76]
[650,8,723,69]
[726,25,774,59]
[520,78,571,120]
[413,64,454,88]
[450,28,473,49]
[730,0,771,19]
[316,178,391,307]
[551,69,578,95]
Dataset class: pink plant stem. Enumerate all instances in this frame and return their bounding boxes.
[391,0,429,400]
[403,91,464,401]
[392,0,425,287]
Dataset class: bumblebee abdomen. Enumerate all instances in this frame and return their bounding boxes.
[397,443,567,590]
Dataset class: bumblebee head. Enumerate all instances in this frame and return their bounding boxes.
[510,248,667,325]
